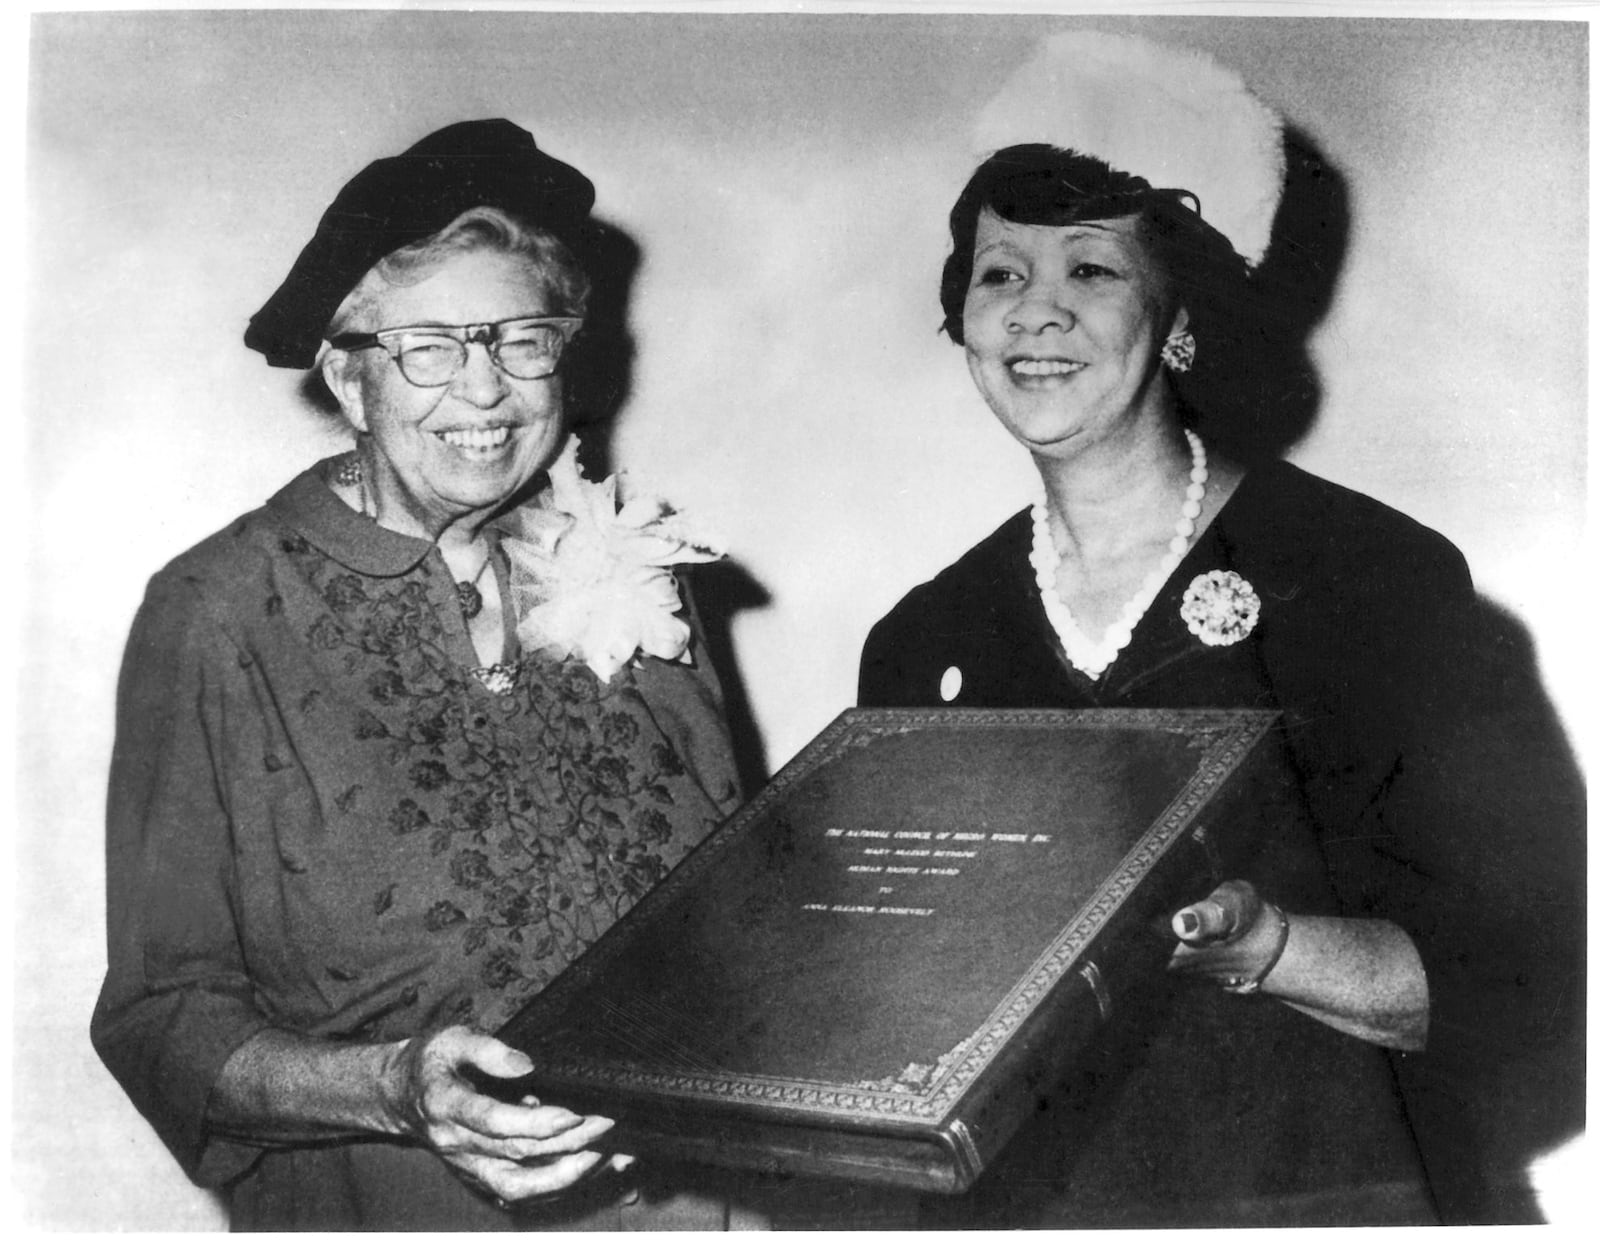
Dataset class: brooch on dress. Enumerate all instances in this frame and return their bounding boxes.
[1179,570,1261,646]
[499,437,723,683]
[470,662,520,697]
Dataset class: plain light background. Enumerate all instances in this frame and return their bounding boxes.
[18,8,1589,1229]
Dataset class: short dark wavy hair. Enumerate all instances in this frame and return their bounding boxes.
[939,145,1249,356]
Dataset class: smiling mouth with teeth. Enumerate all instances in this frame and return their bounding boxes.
[1009,359,1086,377]
[438,426,514,451]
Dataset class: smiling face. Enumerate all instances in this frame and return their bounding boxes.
[961,209,1184,460]
[321,247,569,539]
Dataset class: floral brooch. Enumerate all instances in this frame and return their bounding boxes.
[499,437,723,682]
[1179,569,1260,647]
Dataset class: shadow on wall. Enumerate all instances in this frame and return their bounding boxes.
[299,361,346,421]
[1406,593,1587,1223]
[567,217,642,459]
[689,560,774,796]
[572,218,774,796]
[1183,126,1350,466]
[1471,596,1586,1193]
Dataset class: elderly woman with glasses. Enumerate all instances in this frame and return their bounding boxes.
[90,120,765,1230]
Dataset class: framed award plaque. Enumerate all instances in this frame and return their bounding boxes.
[499,708,1281,1192]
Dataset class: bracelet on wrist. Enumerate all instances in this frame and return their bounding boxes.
[1222,903,1290,995]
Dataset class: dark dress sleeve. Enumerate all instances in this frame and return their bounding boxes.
[1399,592,1584,1218]
[90,571,271,1186]
[628,569,745,815]
[860,513,1050,710]
[1253,520,1585,1218]
[859,597,924,708]
[859,485,1584,1220]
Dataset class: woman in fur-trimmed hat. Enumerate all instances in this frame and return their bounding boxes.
[861,32,1582,1227]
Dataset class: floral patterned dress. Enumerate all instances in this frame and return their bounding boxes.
[91,460,757,1229]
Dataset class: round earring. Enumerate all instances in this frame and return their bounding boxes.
[332,452,362,487]
[1161,330,1196,373]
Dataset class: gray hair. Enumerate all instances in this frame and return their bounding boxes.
[326,206,590,336]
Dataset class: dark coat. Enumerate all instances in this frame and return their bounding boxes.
[861,461,1584,1225]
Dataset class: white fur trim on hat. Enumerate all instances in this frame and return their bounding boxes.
[973,31,1285,267]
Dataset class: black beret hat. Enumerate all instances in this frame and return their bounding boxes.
[245,118,596,368]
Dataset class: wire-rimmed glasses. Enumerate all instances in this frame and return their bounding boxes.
[327,316,583,387]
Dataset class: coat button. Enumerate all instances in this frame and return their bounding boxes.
[939,666,962,702]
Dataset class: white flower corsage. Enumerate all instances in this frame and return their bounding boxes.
[499,437,723,682]
[1179,570,1261,647]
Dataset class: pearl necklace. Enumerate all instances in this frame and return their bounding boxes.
[1030,429,1208,680]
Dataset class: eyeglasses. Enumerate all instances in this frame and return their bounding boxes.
[327,316,583,387]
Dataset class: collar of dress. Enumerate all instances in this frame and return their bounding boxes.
[266,456,511,578]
